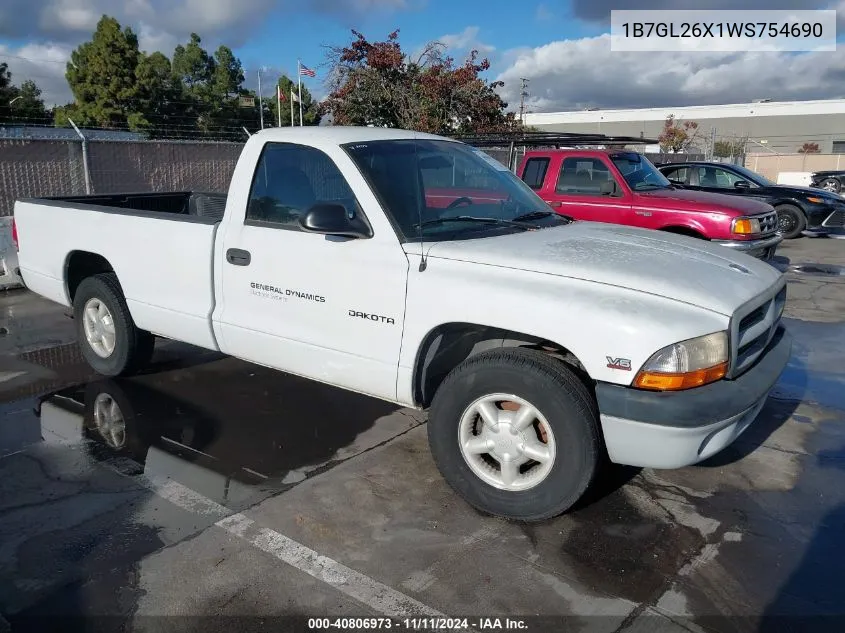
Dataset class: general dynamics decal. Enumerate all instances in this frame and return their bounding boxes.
[250,282,326,303]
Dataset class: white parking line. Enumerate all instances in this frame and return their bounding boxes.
[217,513,445,617]
[97,453,446,618]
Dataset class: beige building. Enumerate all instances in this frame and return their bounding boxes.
[524,99,845,155]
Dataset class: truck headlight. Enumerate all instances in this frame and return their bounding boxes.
[732,217,761,235]
[634,331,728,391]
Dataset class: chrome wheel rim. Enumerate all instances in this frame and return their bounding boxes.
[93,392,126,449]
[82,298,116,358]
[823,181,839,192]
[458,393,556,492]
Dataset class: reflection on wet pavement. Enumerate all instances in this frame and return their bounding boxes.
[774,318,845,410]
[26,360,425,511]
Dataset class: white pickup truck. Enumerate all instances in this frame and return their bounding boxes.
[13,127,791,521]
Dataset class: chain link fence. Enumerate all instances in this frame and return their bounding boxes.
[0,138,244,217]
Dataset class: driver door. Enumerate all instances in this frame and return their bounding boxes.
[545,157,633,225]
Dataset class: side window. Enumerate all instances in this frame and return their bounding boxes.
[663,166,688,184]
[555,157,617,195]
[246,143,358,229]
[522,158,550,189]
[698,166,743,189]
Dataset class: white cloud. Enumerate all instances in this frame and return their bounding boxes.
[495,34,845,113]
[39,0,101,32]
[0,0,415,47]
[0,43,74,107]
[438,26,495,56]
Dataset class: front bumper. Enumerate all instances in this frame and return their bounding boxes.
[711,233,782,260]
[595,325,792,469]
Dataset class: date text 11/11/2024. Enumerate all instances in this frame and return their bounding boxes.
[307,617,528,630]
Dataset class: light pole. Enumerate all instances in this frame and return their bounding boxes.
[256,67,266,129]
[9,96,23,106]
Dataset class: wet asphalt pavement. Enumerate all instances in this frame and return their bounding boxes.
[1,237,845,633]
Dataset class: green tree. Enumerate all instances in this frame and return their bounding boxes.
[129,51,185,134]
[0,64,50,124]
[267,75,321,127]
[171,34,255,137]
[60,15,142,128]
[212,46,244,99]
[173,33,214,98]
[713,137,748,158]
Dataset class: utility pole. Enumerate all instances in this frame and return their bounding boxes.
[257,68,264,129]
[709,126,716,160]
[518,78,530,126]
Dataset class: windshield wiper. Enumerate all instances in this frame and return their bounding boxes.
[414,216,532,231]
[512,210,573,224]
[512,210,553,221]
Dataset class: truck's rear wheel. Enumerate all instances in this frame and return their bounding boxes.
[427,348,600,521]
[73,273,155,377]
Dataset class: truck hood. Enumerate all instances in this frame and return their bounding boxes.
[414,222,783,316]
[636,188,773,215]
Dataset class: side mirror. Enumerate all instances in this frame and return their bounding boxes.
[734,180,751,189]
[600,180,619,196]
[299,203,373,239]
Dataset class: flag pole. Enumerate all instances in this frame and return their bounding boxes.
[257,68,264,129]
[277,84,282,127]
[297,59,304,127]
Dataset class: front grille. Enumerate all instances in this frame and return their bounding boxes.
[822,209,845,228]
[730,283,786,378]
[758,211,778,234]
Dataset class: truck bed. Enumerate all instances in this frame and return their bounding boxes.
[14,192,228,351]
[29,192,228,223]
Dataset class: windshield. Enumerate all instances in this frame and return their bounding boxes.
[343,139,567,241]
[610,152,672,191]
[728,163,773,186]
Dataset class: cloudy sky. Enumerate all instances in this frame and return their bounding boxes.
[0,0,843,113]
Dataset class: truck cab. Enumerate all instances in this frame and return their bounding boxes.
[518,149,782,260]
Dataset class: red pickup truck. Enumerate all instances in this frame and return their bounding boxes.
[517,149,782,260]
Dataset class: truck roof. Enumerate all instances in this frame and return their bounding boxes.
[523,148,634,159]
[250,126,452,146]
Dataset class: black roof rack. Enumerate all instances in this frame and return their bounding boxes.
[452,131,659,147]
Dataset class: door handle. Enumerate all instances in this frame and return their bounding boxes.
[226,248,251,266]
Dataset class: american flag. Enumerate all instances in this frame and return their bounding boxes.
[299,62,316,77]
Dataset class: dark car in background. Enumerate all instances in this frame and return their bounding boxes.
[657,161,845,239]
[810,170,845,194]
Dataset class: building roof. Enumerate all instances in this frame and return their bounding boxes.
[524,98,845,126]
[0,125,146,141]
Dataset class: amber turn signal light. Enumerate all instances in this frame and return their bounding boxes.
[732,219,755,235]
[633,361,728,391]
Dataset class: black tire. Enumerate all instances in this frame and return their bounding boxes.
[821,178,841,194]
[73,273,155,377]
[427,348,601,522]
[775,204,806,240]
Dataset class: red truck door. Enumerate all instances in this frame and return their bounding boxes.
[539,155,633,225]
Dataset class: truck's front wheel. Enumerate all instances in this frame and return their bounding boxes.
[73,273,155,377]
[428,348,600,521]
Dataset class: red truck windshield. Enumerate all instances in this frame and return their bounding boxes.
[609,153,672,191]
